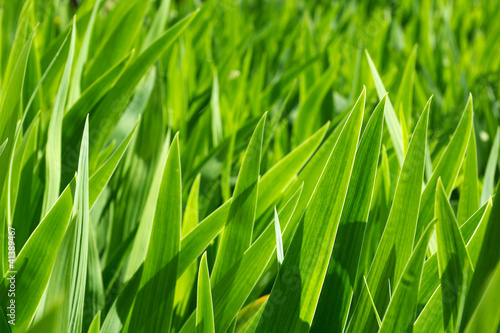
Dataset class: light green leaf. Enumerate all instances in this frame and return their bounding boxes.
[69,116,91,332]
[89,117,140,208]
[365,50,405,166]
[480,128,499,205]
[211,68,223,146]
[127,133,182,333]
[256,122,328,220]
[0,24,36,201]
[0,139,7,156]
[458,126,479,225]
[394,45,417,130]
[178,200,231,278]
[235,296,268,333]
[41,18,76,217]
[418,199,491,309]
[88,312,100,333]
[0,182,73,332]
[175,122,330,283]
[274,207,284,265]
[196,253,215,333]
[174,174,201,322]
[84,0,149,85]
[84,224,104,332]
[68,0,103,106]
[142,0,171,50]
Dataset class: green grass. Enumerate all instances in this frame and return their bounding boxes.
[0,0,499,332]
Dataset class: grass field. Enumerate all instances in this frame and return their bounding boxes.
[0,0,499,332]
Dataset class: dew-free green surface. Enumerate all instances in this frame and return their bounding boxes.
[0,0,499,332]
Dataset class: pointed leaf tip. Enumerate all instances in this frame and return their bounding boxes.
[274,207,284,265]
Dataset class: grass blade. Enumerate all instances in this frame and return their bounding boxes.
[0,183,73,332]
[257,88,365,332]
[379,221,436,332]
[435,178,472,332]
[416,95,473,242]
[196,253,215,333]
[458,126,479,225]
[211,114,266,283]
[365,50,405,166]
[311,95,386,332]
[347,98,430,333]
[127,133,182,332]
[41,19,76,217]
[480,128,499,205]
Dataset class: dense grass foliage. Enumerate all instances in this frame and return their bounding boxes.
[0,0,499,332]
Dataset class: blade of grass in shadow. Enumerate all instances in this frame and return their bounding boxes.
[435,178,472,332]
[415,95,473,243]
[379,221,436,332]
[62,50,134,153]
[101,266,143,333]
[292,65,336,146]
[414,198,492,332]
[87,9,201,165]
[460,183,500,329]
[418,199,491,309]
[464,260,500,333]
